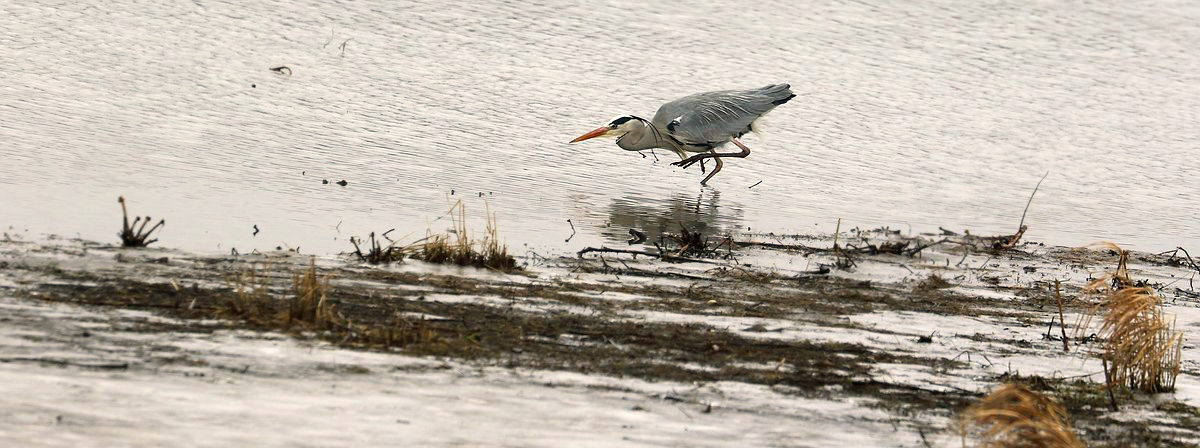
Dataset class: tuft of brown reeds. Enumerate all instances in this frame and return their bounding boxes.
[225,258,338,328]
[288,258,337,328]
[219,258,437,348]
[1081,242,1133,292]
[356,201,519,271]
[413,201,517,271]
[1087,286,1184,393]
[1078,243,1184,394]
[225,261,276,324]
[957,384,1085,448]
[117,196,165,247]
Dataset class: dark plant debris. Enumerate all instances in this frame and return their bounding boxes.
[117,196,164,247]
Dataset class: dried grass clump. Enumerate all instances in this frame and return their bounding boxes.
[220,258,439,348]
[288,258,337,328]
[957,384,1084,448]
[225,262,276,324]
[1081,242,1134,292]
[224,258,338,328]
[1087,286,1184,393]
[1077,243,1184,393]
[410,201,518,272]
[351,201,518,272]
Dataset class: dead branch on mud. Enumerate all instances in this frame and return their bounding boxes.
[976,173,1045,252]
[118,196,165,247]
[731,241,824,254]
[1161,246,1200,275]
[576,246,723,265]
[351,232,408,264]
[912,174,1044,255]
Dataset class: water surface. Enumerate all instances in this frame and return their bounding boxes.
[4,0,1199,255]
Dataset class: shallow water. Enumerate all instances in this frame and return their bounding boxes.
[4,0,1200,255]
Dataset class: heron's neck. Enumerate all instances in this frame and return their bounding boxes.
[616,121,673,152]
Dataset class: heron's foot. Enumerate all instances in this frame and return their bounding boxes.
[672,154,710,170]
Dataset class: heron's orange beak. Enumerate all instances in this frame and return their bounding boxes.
[569,126,610,143]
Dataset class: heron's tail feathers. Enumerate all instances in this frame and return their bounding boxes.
[758,84,796,106]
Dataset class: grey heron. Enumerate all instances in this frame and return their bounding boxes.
[570,84,795,186]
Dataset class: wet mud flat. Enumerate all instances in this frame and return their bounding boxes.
[2,232,1199,447]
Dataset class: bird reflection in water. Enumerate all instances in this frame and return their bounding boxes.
[599,190,744,247]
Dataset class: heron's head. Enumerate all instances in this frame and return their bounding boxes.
[569,115,647,143]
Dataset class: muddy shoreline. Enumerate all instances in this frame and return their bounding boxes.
[2,232,1199,446]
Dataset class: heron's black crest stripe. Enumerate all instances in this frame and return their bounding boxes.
[772,94,797,106]
[610,116,635,126]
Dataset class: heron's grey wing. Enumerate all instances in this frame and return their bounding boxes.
[652,84,795,146]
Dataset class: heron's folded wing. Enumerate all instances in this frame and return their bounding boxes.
[655,84,793,146]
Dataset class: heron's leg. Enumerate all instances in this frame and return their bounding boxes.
[672,138,752,170]
[700,156,724,186]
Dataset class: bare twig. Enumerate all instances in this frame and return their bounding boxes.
[1055,279,1070,352]
[993,225,1028,251]
[905,238,950,257]
[733,241,821,253]
[833,218,857,268]
[1102,358,1119,411]
[955,246,971,267]
[577,246,721,264]
[1019,172,1049,230]
[1172,247,1200,274]
[579,246,656,259]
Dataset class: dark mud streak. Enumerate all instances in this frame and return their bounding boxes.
[24,272,970,414]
